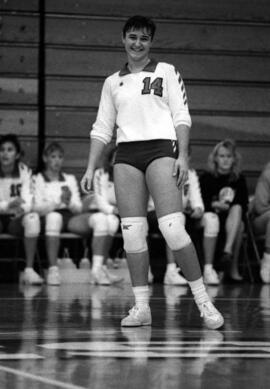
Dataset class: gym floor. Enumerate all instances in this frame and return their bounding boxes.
[0,280,269,389]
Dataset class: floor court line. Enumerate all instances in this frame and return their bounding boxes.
[0,365,85,389]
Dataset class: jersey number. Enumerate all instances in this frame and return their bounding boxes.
[142,77,163,97]
[10,184,22,197]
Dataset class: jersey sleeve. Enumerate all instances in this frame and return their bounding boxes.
[90,77,116,144]
[66,174,83,214]
[93,168,115,214]
[188,169,205,211]
[166,64,192,128]
[19,163,34,213]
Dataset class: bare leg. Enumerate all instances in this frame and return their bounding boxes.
[46,236,60,267]
[114,163,149,287]
[24,237,38,268]
[224,205,242,254]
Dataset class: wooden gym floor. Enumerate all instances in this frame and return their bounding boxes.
[0,277,269,388]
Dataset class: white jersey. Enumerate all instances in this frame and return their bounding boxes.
[148,169,204,213]
[90,168,117,214]
[91,60,191,144]
[32,172,82,216]
[0,162,33,214]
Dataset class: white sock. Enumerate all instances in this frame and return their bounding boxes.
[204,264,213,273]
[188,277,210,306]
[132,286,149,308]
[167,263,177,272]
[92,255,104,272]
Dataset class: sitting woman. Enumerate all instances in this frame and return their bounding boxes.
[251,161,270,283]
[0,133,42,284]
[200,139,249,284]
[68,147,122,285]
[32,142,82,285]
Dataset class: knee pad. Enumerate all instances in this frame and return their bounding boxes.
[88,212,108,236]
[45,212,63,236]
[158,212,191,250]
[107,214,120,236]
[22,212,40,237]
[202,212,220,237]
[121,217,148,253]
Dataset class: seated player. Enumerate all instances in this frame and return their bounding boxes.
[200,139,249,284]
[0,133,42,284]
[32,142,82,285]
[68,146,122,285]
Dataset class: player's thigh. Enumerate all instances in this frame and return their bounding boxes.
[113,163,148,217]
[146,157,182,218]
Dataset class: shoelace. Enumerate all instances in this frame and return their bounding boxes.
[200,302,216,318]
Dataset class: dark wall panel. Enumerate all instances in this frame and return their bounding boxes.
[45,49,270,82]
[45,0,270,22]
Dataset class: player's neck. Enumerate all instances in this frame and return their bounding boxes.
[1,163,15,177]
[44,169,61,181]
[127,57,150,73]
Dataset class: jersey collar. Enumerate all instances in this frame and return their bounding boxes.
[119,58,158,76]
[41,171,65,182]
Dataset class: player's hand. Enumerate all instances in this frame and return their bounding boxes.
[212,200,230,213]
[10,206,25,219]
[8,197,24,209]
[81,168,94,194]
[173,156,189,189]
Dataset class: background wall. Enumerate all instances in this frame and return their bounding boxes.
[1,0,270,191]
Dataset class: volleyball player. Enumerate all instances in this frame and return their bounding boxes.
[81,16,224,329]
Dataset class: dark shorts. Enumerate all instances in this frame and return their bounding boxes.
[0,214,24,236]
[40,209,74,233]
[114,139,178,173]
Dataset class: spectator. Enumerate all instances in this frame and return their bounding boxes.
[0,133,42,284]
[32,142,82,285]
[200,139,248,284]
[251,161,270,283]
[69,146,122,285]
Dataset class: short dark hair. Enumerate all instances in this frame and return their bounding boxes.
[43,142,64,157]
[0,133,22,154]
[122,15,156,40]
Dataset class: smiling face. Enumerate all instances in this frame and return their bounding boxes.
[0,141,19,169]
[215,146,234,174]
[122,28,152,64]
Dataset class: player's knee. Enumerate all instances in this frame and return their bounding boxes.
[88,212,108,236]
[23,212,40,237]
[107,214,120,236]
[121,217,148,253]
[45,212,63,236]
[158,212,191,250]
[202,212,220,237]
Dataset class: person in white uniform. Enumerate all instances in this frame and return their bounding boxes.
[32,142,82,285]
[69,147,122,285]
[0,134,43,284]
[81,15,224,329]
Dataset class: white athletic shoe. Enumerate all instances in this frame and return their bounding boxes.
[23,268,43,285]
[47,266,61,286]
[102,266,123,283]
[91,267,111,286]
[199,301,224,330]
[121,305,152,327]
[164,269,188,285]
[260,260,270,283]
[203,268,220,285]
